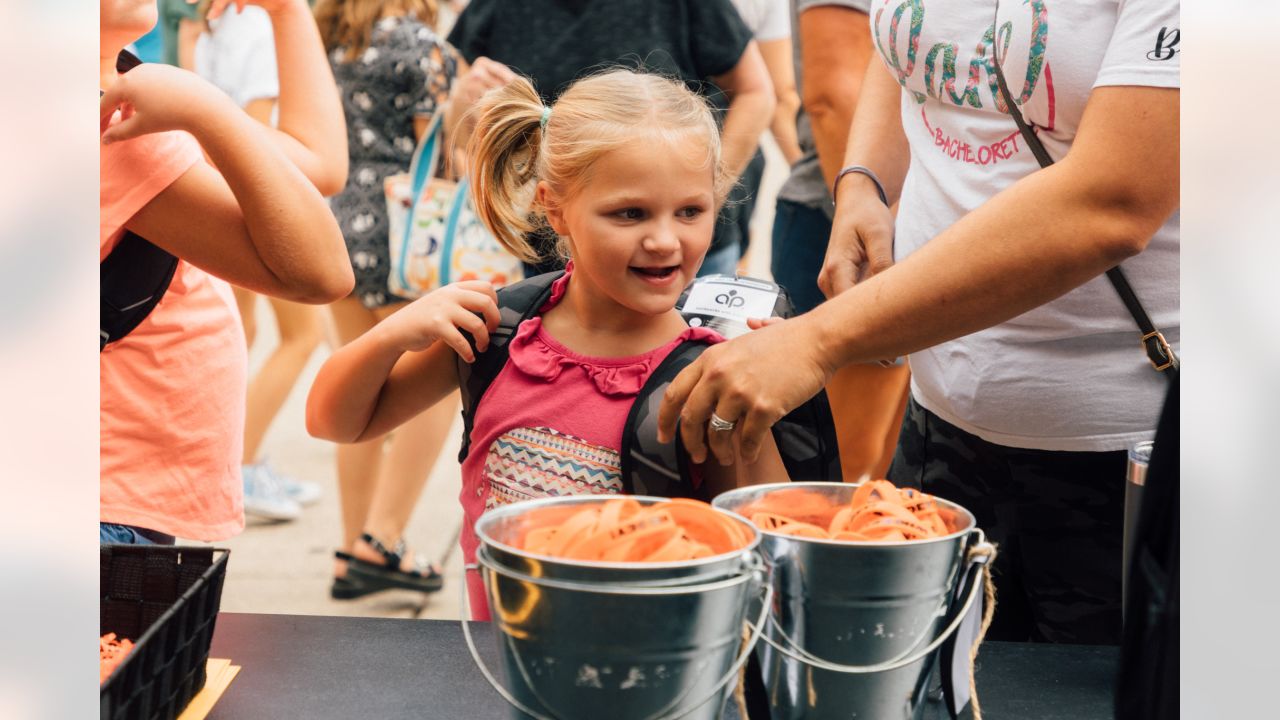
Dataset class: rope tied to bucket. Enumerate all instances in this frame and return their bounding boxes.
[966,541,998,720]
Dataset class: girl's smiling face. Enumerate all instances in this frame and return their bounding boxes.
[539,133,716,322]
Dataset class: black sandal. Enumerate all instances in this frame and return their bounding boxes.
[331,550,377,600]
[345,533,444,593]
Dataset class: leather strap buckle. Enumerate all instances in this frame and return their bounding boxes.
[1141,331,1175,372]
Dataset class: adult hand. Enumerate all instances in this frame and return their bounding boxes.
[450,57,518,115]
[817,176,895,299]
[658,316,835,466]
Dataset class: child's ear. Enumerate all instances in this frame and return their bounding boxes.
[536,181,569,236]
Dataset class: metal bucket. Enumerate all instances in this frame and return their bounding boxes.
[714,482,990,720]
[465,495,771,720]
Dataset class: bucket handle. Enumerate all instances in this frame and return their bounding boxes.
[460,553,774,720]
[752,529,995,675]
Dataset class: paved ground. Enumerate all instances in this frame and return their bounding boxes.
[211,138,788,620]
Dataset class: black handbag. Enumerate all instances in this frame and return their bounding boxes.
[989,8,1179,383]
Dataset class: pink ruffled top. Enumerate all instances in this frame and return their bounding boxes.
[459,265,721,619]
[506,271,719,396]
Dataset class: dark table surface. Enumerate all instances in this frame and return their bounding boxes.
[207,612,1118,719]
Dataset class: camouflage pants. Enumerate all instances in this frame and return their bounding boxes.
[888,397,1125,644]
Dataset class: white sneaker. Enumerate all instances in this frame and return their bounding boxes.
[261,462,322,506]
[242,463,301,521]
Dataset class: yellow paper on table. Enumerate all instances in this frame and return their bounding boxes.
[176,658,241,720]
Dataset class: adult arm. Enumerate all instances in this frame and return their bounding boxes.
[757,37,802,165]
[306,282,501,443]
[442,55,517,169]
[817,58,910,296]
[710,41,775,188]
[659,85,1180,462]
[798,5,874,190]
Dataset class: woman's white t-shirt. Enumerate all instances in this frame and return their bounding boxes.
[730,0,792,41]
[194,6,279,110]
[872,0,1180,452]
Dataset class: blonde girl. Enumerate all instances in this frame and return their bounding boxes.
[307,69,783,617]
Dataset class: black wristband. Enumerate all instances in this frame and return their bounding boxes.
[833,165,889,207]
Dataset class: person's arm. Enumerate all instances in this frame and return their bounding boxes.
[710,41,775,188]
[177,17,203,71]
[757,37,802,165]
[233,0,348,195]
[101,63,352,302]
[799,5,874,190]
[700,430,787,497]
[243,96,274,125]
[659,85,1180,463]
[306,281,501,443]
[817,58,910,296]
[442,55,517,169]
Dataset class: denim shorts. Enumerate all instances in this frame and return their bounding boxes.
[770,200,833,314]
[697,241,740,278]
[100,522,176,545]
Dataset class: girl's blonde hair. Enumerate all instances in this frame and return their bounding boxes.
[314,0,439,61]
[467,69,727,263]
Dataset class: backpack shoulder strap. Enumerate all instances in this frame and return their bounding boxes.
[100,50,178,352]
[621,339,845,497]
[456,270,565,462]
[100,230,179,352]
[619,339,708,499]
[773,389,843,483]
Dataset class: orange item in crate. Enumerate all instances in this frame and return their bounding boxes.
[515,498,751,561]
[739,480,958,542]
[100,633,134,684]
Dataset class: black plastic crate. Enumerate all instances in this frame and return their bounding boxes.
[100,546,229,720]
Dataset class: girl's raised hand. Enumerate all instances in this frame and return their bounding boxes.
[377,281,501,362]
[100,63,234,144]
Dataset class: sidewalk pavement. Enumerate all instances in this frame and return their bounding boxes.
[211,137,786,621]
[214,343,469,621]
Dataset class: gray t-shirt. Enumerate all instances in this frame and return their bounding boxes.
[776,0,872,217]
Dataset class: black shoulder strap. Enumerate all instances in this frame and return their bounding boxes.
[100,50,179,353]
[101,231,180,351]
[990,3,1177,381]
[619,340,844,500]
[456,271,565,462]
[619,340,707,499]
[772,386,843,483]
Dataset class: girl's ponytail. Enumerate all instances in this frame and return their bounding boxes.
[466,76,547,263]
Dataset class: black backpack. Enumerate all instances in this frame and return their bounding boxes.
[100,49,179,352]
[455,272,842,499]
